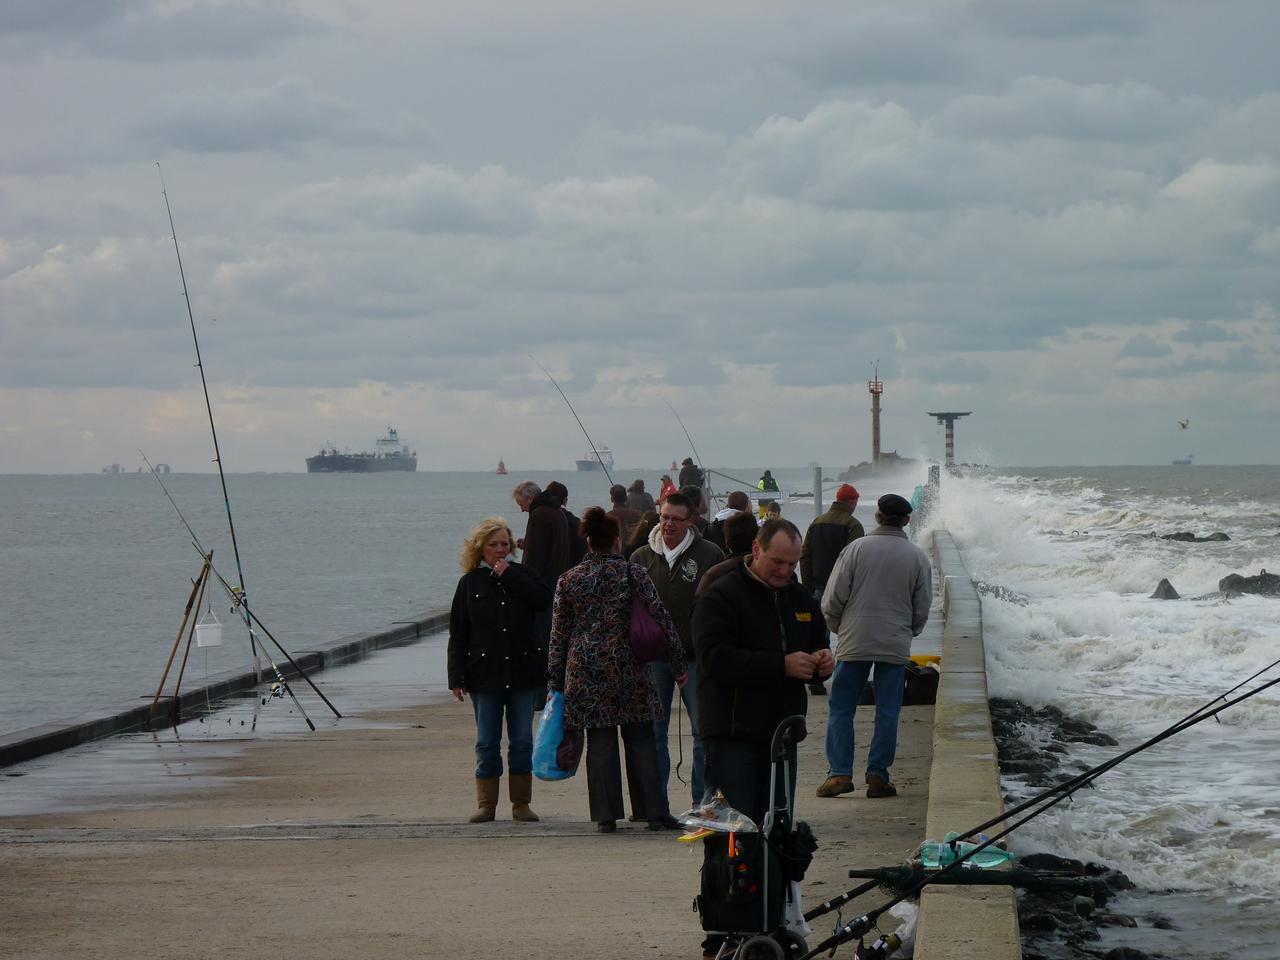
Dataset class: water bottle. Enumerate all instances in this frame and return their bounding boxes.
[918,831,1014,869]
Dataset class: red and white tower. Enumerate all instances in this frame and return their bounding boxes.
[868,366,884,470]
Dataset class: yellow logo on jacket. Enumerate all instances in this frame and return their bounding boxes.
[795,612,811,622]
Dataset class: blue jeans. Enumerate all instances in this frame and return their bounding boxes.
[825,661,906,782]
[471,687,540,779]
[649,660,704,805]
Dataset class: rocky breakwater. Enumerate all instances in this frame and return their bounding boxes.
[990,699,1174,960]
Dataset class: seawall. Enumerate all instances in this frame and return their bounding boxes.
[0,608,449,768]
[915,529,1021,959]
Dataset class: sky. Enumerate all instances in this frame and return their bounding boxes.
[2,0,1278,473]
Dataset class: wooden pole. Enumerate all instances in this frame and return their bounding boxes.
[149,553,212,725]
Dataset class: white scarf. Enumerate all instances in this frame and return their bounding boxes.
[649,523,694,569]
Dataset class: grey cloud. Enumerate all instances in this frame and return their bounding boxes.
[972,0,1149,38]
[1118,334,1172,358]
[0,1,322,61]
[913,358,993,384]
[783,16,973,89]
[935,77,1198,143]
[136,78,424,155]
[1173,322,1236,344]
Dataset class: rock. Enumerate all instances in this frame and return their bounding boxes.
[1096,912,1138,928]
[1104,949,1159,960]
[1219,570,1280,596]
[1161,531,1230,542]
[1150,578,1180,600]
[1204,532,1230,541]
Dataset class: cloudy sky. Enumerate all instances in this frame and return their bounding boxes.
[2,0,1278,472]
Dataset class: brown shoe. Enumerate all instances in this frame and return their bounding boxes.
[865,774,897,798]
[509,773,539,822]
[815,775,856,798]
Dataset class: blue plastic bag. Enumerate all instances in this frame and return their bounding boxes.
[533,691,579,781]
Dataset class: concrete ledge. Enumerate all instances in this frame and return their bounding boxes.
[915,531,1021,960]
[0,608,450,769]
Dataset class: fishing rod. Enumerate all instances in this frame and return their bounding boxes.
[957,651,1280,844]
[157,163,261,680]
[530,355,614,486]
[797,666,1280,959]
[662,398,721,507]
[140,455,339,728]
[706,467,757,489]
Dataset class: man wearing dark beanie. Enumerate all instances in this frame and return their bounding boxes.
[816,493,932,799]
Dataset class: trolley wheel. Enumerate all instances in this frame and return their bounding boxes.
[774,929,807,958]
[737,935,784,960]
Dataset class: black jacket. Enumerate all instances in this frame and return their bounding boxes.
[678,463,705,489]
[692,561,829,742]
[447,562,553,694]
[799,501,865,595]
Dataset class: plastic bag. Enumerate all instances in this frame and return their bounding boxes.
[533,691,579,781]
[675,788,759,834]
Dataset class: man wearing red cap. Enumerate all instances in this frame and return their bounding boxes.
[800,483,865,695]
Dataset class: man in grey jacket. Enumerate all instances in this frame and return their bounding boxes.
[816,493,932,799]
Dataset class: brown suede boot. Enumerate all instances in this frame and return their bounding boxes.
[469,777,499,823]
[509,773,539,822]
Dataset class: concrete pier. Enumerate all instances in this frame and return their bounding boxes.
[0,531,1018,960]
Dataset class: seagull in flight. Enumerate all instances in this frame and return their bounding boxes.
[1177,419,1190,429]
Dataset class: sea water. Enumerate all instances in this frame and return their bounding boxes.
[928,466,1280,960]
[0,464,856,736]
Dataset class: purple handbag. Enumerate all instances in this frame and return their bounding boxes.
[627,566,668,663]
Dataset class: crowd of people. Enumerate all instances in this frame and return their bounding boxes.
[446,465,934,836]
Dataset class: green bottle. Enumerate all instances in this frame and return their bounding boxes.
[919,831,1014,869]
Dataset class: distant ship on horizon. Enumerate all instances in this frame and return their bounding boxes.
[1171,453,1194,466]
[306,427,417,473]
[575,445,614,472]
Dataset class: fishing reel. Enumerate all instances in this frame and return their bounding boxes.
[262,680,287,704]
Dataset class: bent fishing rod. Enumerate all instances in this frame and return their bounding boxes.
[140,453,339,726]
[797,665,1280,959]
[157,163,262,680]
[662,398,721,507]
[530,355,614,485]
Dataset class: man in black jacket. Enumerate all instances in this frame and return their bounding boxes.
[799,483,864,696]
[693,518,833,821]
[692,518,832,958]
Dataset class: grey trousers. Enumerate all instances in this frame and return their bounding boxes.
[586,722,668,824]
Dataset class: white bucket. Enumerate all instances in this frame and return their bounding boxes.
[195,613,222,648]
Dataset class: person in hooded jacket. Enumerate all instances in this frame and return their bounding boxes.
[629,491,723,806]
[626,479,656,515]
[448,517,553,824]
[513,481,571,589]
[677,457,705,491]
[705,490,750,552]
[656,474,678,505]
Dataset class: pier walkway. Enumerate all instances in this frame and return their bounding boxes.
[0,532,1017,960]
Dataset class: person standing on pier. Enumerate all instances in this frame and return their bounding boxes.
[817,494,932,800]
[630,491,723,806]
[547,508,686,833]
[800,483,865,697]
[678,457,705,491]
[512,481,571,588]
[705,490,751,553]
[607,483,642,545]
[448,517,553,823]
[626,478,656,515]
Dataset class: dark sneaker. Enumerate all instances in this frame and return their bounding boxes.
[597,820,617,833]
[815,775,856,798]
[865,775,897,798]
[647,814,682,831]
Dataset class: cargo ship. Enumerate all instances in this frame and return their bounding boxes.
[575,445,614,472]
[305,427,417,473]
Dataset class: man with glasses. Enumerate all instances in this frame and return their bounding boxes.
[630,491,724,808]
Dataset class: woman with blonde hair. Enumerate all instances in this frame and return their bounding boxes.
[448,516,553,823]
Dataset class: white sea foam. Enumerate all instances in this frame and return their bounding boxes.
[929,469,1280,902]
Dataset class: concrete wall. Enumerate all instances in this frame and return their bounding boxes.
[914,531,1021,960]
[0,608,450,769]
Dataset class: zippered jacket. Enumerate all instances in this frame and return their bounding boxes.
[692,561,829,742]
[821,526,932,664]
[630,527,724,657]
[799,501,865,594]
[447,561,553,693]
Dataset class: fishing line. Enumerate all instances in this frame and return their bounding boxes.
[140,453,340,724]
[796,667,1280,959]
[529,355,614,485]
[156,163,262,679]
[661,398,720,508]
[705,467,757,489]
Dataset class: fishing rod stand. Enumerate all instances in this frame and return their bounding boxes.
[149,551,214,727]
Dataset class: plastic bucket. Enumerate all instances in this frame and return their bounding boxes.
[195,617,222,648]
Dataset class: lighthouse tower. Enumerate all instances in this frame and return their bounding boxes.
[868,367,884,471]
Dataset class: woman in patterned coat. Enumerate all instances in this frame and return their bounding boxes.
[548,506,687,833]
